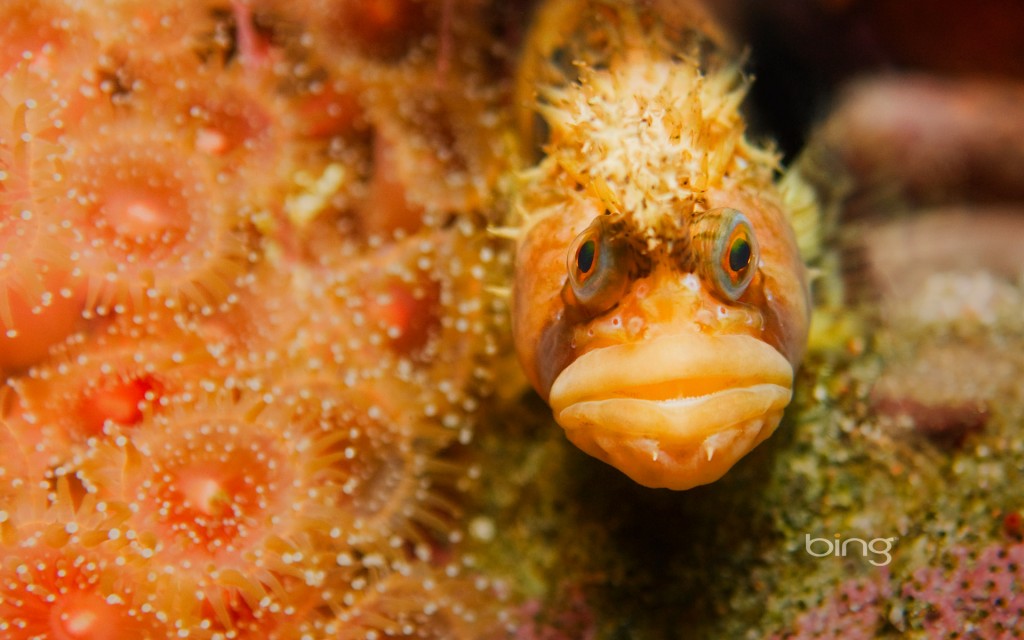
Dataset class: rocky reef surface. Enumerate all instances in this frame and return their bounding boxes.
[477,221,1024,639]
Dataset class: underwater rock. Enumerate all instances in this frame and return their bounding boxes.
[870,343,992,449]
[900,543,1024,636]
[770,574,891,640]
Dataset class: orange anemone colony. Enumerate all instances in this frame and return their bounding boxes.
[0,0,515,637]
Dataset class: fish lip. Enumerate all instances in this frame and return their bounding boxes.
[549,331,794,422]
[547,332,794,489]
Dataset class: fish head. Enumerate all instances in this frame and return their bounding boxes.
[513,182,809,489]
[515,184,809,490]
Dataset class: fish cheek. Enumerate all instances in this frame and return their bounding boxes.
[750,272,809,367]
[534,312,578,402]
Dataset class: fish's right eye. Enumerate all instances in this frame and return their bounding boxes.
[566,217,630,316]
[574,237,597,278]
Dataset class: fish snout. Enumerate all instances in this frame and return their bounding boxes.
[547,331,793,489]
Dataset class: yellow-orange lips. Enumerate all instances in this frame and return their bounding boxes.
[548,332,793,489]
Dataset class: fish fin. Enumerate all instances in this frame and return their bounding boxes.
[780,141,857,310]
[778,163,825,266]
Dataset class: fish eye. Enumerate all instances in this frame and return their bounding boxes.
[575,237,597,279]
[566,217,630,315]
[695,208,759,301]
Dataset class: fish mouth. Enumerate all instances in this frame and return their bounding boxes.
[548,332,794,490]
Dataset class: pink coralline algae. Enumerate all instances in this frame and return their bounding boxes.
[514,586,597,640]
[902,543,1024,637]
[773,543,1024,638]
[771,574,891,640]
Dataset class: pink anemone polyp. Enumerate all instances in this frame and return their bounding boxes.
[268,377,425,522]
[365,277,442,356]
[71,392,339,630]
[263,374,463,559]
[10,318,216,460]
[0,1,91,78]
[0,546,163,640]
[326,0,432,59]
[0,269,85,373]
[75,373,162,435]
[0,480,165,639]
[173,67,280,164]
[61,122,250,314]
[125,414,296,560]
[0,64,87,371]
[286,78,364,141]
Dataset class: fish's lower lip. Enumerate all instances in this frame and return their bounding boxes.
[547,332,794,489]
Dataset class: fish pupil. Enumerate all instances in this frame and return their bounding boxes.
[728,237,751,273]
[577,239,596,274]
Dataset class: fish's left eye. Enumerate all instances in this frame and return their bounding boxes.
[694,208,759,301]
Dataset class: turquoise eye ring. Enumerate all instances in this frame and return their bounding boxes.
[713,209,758,300]
[691,207,759,301]
[566,217,631,316]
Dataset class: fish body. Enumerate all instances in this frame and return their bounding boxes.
[510,0,815,490]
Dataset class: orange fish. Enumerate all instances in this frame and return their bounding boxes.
[510,0,816,490]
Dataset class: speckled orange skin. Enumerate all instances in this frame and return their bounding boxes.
[512,180,811,489]
[703,186,810,367]
[513,186,809,400]
[512,191,596,399]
